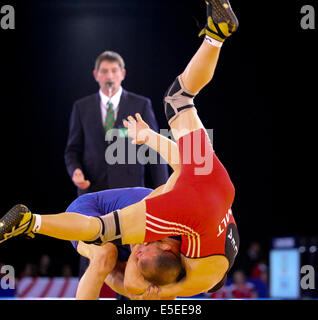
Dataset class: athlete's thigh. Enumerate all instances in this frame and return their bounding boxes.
[119,200,147,244]
[66,194,100,250]
[170,108,205,140]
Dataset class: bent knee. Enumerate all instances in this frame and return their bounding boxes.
[164,76,196,125]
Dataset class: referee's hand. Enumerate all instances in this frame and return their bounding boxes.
[72,168,91,190]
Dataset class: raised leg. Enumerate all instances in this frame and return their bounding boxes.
[38,212,101,241]
[168,41,220,141]
[164,0,238,140]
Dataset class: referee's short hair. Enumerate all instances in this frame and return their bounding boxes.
[95,51,125,71]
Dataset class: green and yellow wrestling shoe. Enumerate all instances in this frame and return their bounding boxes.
[199,0,239,42]
[0,204,35,243]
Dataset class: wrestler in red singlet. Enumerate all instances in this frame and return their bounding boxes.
[145,128,239,269]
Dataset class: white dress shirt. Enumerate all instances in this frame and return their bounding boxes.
[99,86,123,125]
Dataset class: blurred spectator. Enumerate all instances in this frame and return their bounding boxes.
[61,264,73,278]
[19,263,38,278]
[210,286,229,299]
[252,260,268,283]
[229,270,258,298]
[38,254,53,277]
[247,242,262,261]
[236,241,266,277]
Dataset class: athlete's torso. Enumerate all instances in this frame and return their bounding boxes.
[145,129,239,264]
[176,152,237,260]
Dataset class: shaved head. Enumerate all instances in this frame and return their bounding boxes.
[139,248,185,286]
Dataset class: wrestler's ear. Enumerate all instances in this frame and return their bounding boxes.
[160,243,172,251]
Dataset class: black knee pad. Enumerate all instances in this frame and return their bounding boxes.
[164,76,196,125]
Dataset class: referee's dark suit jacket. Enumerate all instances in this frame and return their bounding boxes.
[65,89,169,196]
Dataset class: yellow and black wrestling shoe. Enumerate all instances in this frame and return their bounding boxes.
[0,204,35,243]
[199,0,239,42]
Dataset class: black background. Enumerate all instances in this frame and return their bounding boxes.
[0,0,316,277]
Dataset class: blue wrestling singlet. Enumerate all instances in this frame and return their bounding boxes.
[66,187,153,261]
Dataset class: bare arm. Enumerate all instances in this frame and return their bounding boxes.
[106,247,176,300]
[104,249,152,298]
[124,113,180,172]
[104,246,151,298]
[75,242,118,300]
[122,246,176,300]
[104,245,154,298]
[106,245,160,300]
[104,261,128,297]
[144,128,180,172]
[123,245,152,295]
[151,255,229,298]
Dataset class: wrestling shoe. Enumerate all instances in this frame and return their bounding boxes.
[199,0,239,42]
[0,204,35,243]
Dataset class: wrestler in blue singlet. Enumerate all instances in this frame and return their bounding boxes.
[66,187,153,261]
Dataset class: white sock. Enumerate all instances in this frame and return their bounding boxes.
[204,35,223,48]
[32,214,42,233]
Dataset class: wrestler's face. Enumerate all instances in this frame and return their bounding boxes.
[93,60,126,96]
[135,238,180,267]
[135,242,161,265]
